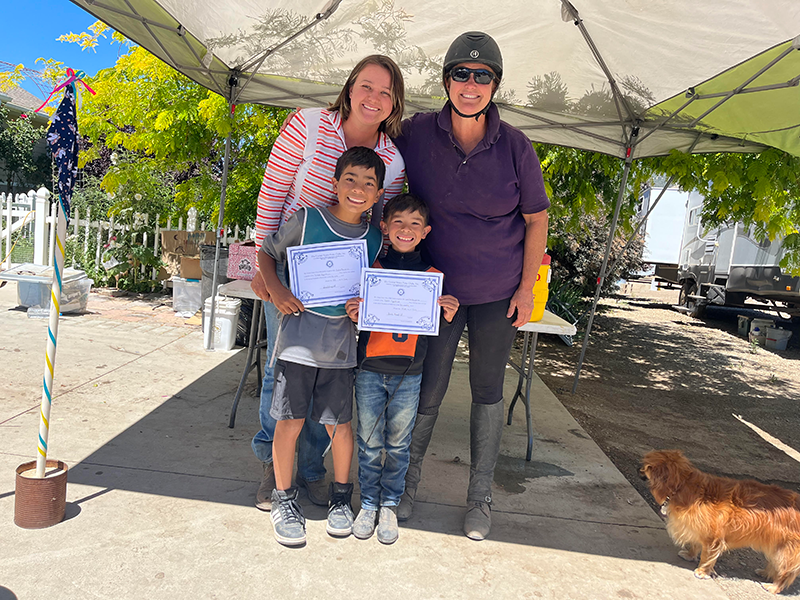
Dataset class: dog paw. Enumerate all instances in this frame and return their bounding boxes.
[678,549,697,562]
[761,583,781,595]
[693,569,712,580]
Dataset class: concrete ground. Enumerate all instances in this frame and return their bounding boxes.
[0,282,764,599]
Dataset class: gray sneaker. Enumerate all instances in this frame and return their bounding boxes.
[377,506,399,545]
[352,508,378,540]
[255,462,275,511]
[297,475,328,507]
[326,482,354,537]
[270,488,306,546]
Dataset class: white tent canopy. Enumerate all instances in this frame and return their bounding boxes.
[72,0,800,158]
[70,0,800,369]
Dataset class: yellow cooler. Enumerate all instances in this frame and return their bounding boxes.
[529,254,551,322]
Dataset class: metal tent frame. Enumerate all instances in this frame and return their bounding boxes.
[204,2,342,347]
[68,0,800,365]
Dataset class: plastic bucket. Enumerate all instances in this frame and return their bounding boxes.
[172,277,202,313]
[200,244,230,311]
[530,254,551,322]
[750,318,775,335]
[765,327,792,351]
[203,296,241,351]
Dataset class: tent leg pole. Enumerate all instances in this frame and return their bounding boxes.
[604,135,699,277]
[604,174,675,279]
[571,156,633,393]
[206,86,236,351]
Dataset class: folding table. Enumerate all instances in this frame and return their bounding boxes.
[506,310,577,461]
[218,279,267,428]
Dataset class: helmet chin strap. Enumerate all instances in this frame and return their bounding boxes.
[446,86,496,121]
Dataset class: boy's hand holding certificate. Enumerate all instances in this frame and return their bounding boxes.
[357,268,444,336]
[286,240,369,308]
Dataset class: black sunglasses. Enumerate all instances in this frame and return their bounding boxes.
[449,67,496,85]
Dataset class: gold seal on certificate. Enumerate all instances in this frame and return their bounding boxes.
[357,268,444,336]
[286,239,369,308]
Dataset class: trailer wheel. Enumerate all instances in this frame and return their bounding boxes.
[679,280,706,319]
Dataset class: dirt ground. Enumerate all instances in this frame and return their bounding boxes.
[531,282,800,591]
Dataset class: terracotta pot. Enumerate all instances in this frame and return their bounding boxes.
[14,460,68,529]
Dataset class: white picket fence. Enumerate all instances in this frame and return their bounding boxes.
[1,188,253,274]
[1,188,51,269]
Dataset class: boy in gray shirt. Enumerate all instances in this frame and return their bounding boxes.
[257,147,384,546]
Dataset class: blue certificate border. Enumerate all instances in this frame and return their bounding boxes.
[358,268,443,336]
[286,239,368,308]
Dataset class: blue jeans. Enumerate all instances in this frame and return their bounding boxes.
[251,264,328,482]
[355,370,422,509]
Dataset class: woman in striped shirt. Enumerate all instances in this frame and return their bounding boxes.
[251,55,407,513]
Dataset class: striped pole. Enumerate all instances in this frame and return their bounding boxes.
[36,196,67,478]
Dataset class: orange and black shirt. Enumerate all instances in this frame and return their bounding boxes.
[357,247,449,375]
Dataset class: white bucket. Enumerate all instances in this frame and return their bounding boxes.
[765,327,792,351]
[203,296,241,351]
[750,318,775,335]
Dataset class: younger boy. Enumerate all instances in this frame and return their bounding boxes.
[258,146,385,546]
[344,194,459,544]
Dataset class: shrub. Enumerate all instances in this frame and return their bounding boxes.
[548,211,647,298]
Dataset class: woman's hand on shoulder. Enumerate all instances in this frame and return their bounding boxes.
[438,295,459,322]
[345,297,362,323]
[279,109,300,135]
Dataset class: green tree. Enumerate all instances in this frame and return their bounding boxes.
[77,44,286,227]
[659,148,800,274]
[0,106,51,193]
[548,211,647,297]
[536,143,800,277]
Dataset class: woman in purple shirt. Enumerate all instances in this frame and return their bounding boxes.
[393,32,550,541]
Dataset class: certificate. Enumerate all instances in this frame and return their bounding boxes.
[358,268,444,336]
[286,239,369,308]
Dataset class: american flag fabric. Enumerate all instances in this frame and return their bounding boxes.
[46,84,79,223]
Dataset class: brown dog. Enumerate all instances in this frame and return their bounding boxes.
[641,450,800,594]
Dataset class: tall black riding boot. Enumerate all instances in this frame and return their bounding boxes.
[396,413,438,521]
[464,401,504,540]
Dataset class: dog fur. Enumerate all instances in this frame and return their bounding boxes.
[640,450,800,594]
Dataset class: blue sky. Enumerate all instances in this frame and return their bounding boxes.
[1,0,121,100]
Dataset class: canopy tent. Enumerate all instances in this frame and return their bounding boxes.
[69,0,800,157]
[68,0,800,373]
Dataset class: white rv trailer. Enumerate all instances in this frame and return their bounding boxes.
[639,185,800,318]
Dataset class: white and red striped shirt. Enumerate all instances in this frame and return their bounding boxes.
[254,108,405,249]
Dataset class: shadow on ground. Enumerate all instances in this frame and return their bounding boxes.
[535,298,800,593]
[53,349,682,564]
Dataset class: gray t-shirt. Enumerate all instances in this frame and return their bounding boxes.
[261,207,368,369]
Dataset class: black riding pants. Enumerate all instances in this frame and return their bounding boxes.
[417,297,518,416]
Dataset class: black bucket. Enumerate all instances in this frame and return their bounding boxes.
[236,298,255,347]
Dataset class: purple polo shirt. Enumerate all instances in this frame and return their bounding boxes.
[394,102,550,305]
